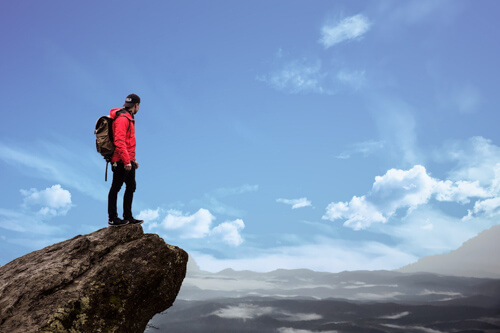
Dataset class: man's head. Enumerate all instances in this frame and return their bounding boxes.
[124,93,141,114]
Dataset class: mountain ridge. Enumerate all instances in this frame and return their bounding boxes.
[398,224,500,278]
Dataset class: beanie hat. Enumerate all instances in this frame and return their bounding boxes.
[124,93,141,107]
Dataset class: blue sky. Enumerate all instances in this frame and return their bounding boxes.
[2,0,500,272]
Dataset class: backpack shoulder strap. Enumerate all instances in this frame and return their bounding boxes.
[114,109,132,132]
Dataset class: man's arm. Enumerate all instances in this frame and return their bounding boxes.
[113,116,131,165]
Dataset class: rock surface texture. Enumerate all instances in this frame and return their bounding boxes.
[0,225,188,332]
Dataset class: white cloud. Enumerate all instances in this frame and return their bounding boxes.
[320,14,372,48]
[324,196,386,230]
[277,198,312,209]
[211,219,245,246]
[0,185,71,240]
[137,208,160,224]
[323,165,492,230]
[148,208,246,246]
[436,136,500,220]
[434,180,489,204]
[464,197,500,220]
[21,184,72,217]
[160,209,214,239]
[371,165,436,214]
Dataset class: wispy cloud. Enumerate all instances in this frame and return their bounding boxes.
[371,97,421,165]
[277,198,312,209]
[259,58,368,95]
[212,184,259,197]
[382,0,459,26]
[191,238,417,273]
[374,205,483,257]
[0,140,107,201]
[336,69,367,90]
[191,184,259,218]
[336,140,385,159]
[320,14,372,48]
[0,208,63,235]
[258,59,333,95]
[440,136,499,186]
[452,84,482,114]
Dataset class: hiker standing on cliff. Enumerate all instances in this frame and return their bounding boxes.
[108,94,144,227]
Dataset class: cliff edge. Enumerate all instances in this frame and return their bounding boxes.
[0,224,188,332]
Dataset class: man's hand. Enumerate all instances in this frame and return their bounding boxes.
[125,163,132,171]
[134,161,139,169]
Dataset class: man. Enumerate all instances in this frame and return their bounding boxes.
[108,93,144,227]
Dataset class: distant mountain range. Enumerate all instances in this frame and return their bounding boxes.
[148,265,500,332]
[399,224,500,278]
[146,225,500,332]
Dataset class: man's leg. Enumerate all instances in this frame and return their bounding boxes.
[108,163,126,220]
[123,164,136,220]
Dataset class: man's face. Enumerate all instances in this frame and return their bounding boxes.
[133,103,140,114]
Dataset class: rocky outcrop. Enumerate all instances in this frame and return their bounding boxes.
[0,225,188,332]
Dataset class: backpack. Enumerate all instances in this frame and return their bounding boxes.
[94,110,129,181]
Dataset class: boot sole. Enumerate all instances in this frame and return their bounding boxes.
[108,222,130,227]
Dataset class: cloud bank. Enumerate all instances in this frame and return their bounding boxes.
[323,165,491,230]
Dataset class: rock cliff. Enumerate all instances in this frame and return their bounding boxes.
[0,224,188,332]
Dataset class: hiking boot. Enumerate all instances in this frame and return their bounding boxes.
[108,217,129,227]
[125,217,144,225]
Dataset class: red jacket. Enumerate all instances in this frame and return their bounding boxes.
[110,108,136,165]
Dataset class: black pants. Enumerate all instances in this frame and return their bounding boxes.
[108,162,136,220]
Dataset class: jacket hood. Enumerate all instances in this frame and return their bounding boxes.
[109,108,133,120]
